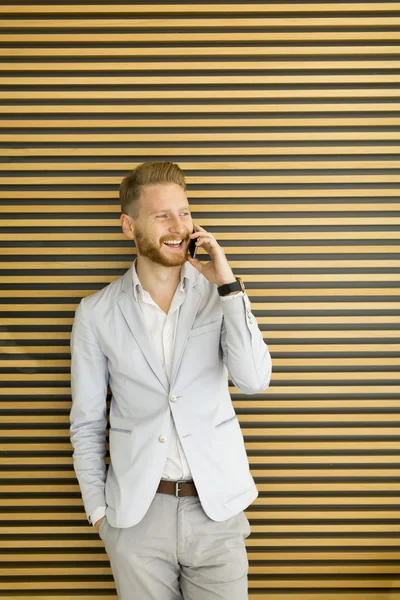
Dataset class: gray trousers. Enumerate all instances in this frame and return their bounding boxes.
[99,490,251,599]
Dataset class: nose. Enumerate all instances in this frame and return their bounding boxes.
[168,216,187,236]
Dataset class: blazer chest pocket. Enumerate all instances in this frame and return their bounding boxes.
[189,319,221,338]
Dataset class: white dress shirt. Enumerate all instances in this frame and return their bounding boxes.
[90,260,243,526]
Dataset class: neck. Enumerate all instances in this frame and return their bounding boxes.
[135,255,182,297]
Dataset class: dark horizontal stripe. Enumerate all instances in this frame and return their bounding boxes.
[3,83,400,90]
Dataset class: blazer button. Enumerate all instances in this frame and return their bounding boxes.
[159,435,167,443]
[170,394,176,402]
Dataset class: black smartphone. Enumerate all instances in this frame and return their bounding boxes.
[188,226,198,259]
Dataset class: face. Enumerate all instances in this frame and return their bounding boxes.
[126,182,193,268]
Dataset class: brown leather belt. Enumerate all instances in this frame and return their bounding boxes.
[157,479,198,497]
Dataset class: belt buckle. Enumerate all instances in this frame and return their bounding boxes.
[175,480,185,497]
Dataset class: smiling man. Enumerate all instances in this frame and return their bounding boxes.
[69,161,272,600]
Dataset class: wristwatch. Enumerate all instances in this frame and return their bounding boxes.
[217,276,245,297]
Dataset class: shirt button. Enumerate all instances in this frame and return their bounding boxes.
[159,435,167,443]
[248,316,254,324]
[170,394,176,402]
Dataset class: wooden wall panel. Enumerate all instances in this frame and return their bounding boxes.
[1,2,399,599]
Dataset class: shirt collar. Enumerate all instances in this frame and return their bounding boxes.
[131,257,193,301]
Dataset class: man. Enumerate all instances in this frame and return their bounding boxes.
[69,161,272,599]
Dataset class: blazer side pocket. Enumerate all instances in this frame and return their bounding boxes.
[215,415,237,428]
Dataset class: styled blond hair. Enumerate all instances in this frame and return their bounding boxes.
[120,161,187,218]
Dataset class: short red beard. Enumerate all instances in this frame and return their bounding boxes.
[134,227,188,267]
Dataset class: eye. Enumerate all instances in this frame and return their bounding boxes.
[156,214,168,218]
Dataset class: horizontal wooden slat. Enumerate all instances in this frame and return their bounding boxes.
[2,275,400,284]
[2,75,400,85]
[2,60,400,71]
[2,89,400,100]
[1,302,400,312]
[1,4,399,14]
[2,32,400,42]
[2,103,400,114]
[2,146,400,157]
[2,245,400,254]
[0,258,398,267]
[3,17,400,27]
[1,46,400,57]
[2,161,400,172]
[0,204,400,213]
[2,133,399,142]
[1,217,400,227]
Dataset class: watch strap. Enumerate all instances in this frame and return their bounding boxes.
[217,277,243,297]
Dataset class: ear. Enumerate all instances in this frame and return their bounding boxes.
[120,213,135,240]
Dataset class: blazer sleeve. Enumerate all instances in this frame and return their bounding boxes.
[220,292,272,394]
[69,298,109,523]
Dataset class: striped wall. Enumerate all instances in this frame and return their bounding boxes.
[1,2,400,599]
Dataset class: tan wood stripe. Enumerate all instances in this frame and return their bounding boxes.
[0,532,398,548]
[4,366,400,379]
[2,343,400,353]
[1,46,399,57]
[2,287,400,296]
[2,217,400,227]
[2,455,400,466]
[2,302,400,312]
[2,89,400,100]
[2,32,400,42]
[0,564,398,575]
[2,103,400,114]
[1,232,400,241]
[1,4,399,14]
[2,133,399,142]
[3,17,400,27]
[2,75,400,84]
[2,146,400,157]
[3,161,400,171]
[0,424,400,434]
[3,119,400,128]
[1,413,400,423]
[2,385,400,395]
[1,438,400,451]
[3,190,400,200]
[3,371,400,381]
[2,246,400,255]
[2,275,400,283]
[2,205,400,215]
[0,589,391,599]
[255,498,400,505]
[3,175,400,185]
[1,469,400,480]
[0,580,400,598]
[0,259,398,267]
[155,565,400,574]
[4,60,400,71]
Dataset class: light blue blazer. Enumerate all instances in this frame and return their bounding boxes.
[70,262,272,528]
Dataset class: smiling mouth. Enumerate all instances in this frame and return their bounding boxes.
[162,240,185,250]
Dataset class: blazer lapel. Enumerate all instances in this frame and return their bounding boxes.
[118,262,203,393]
[118,265,169,392]
[169,284,202,390]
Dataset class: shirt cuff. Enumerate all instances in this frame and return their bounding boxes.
[89,506,106,527]
[220,291,245,301]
